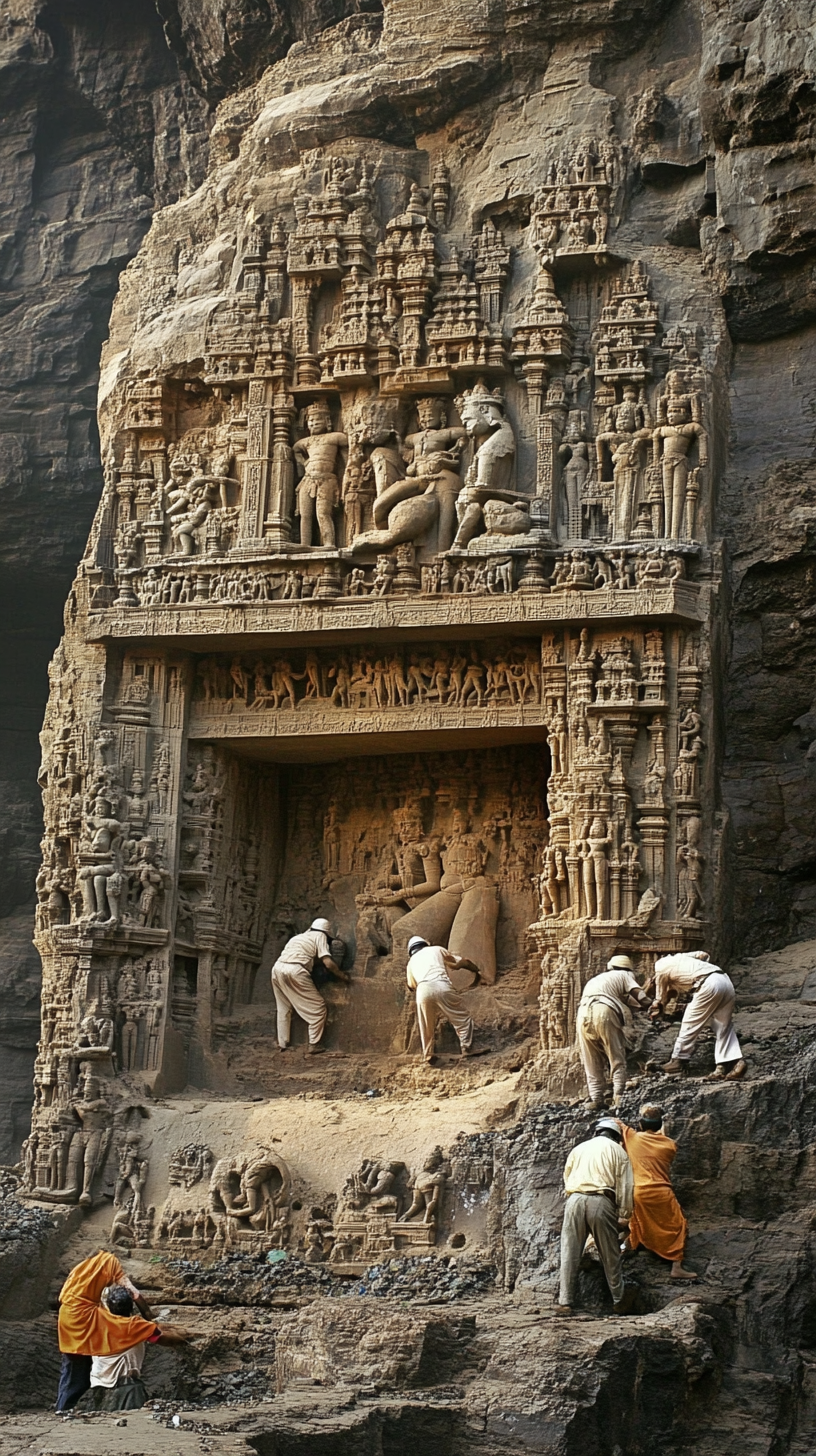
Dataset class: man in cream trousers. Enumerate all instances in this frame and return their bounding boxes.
[653,949,746,1080]
[406,935,482,1063]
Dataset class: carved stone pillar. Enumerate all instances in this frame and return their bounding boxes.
[238,377,273,546]
[264,389,296,547]
[637,810,668,902]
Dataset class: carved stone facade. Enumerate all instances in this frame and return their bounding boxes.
[31,130,720,1212]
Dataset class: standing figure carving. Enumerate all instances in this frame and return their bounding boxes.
[294,401,347,547]
[652,372,707,541]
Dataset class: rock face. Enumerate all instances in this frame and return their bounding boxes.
[4,3,816,1452]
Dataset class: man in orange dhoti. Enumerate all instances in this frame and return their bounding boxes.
[618,1105,698,1282]
[56,1251,191,1411]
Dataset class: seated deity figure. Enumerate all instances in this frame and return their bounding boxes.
[386,808,499,983]
[403,397,467,551]
[294,401,348,548]
[451,382,516,550]
[164,452,235,557]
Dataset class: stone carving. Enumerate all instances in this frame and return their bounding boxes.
[110,1130,153,1245]
[294,401,347,547]
[193,642,543,716]
[209,1148,292,1249]
[32,125,716,1164]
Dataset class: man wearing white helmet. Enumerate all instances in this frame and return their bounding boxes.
[555,1116,635,1317]
[405,936,482,1064]
[270,918,351,1055]
[576,954,653,1110]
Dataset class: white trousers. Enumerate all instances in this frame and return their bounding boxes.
[672,971,741,1064]
[576,1000,627,1099]
[271,963,327,1046]
[415,977,473,1060]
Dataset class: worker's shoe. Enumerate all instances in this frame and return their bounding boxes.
[725,1059,747,1080]
[278,1043,291,1053]
[611,1286,636,1316]
[706,1065,727,1080]
[661,1058,687,1077]
[583,1097,606,1111]
[553,1304,573,1317]
[461,1043,489,1058]
[308,1042,326,1055]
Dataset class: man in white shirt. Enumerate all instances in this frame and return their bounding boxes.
[652,950,745,1080]
[556,1118,635,1317]
[406,935,482,1063]
[270,918,351,1054]
[576,954,653,1109]
[82,1285,193,1412]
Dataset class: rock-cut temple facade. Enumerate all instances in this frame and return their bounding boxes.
[28,112,721,1237]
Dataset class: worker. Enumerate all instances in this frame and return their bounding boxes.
[405,935,482,1064]
[555,1116,635,1317]
[617,1105,698,1280]
[576,954,653,1109]
[652,950,746,1080]
[78,1284,193,1411]
[55,1250,189,1411]
[270,917,351,1054]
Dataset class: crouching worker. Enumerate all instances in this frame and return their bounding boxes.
[56,1250,156,1411]
[555,1117,635,1318]
[406,936,482,1064]
[617,1104,698,1282]
[77,1285,193,1412]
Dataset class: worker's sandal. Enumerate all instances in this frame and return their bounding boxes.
[553,1304,573,1317]
[725,1059,747,1079]
[706,1065,727,1080]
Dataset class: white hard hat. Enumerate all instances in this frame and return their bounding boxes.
[311,917,333,935]
[407,936,429,956]
[608,954,635,972]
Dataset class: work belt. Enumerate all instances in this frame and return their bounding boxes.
[568,1188,617,1206]
[584,997,625,1025]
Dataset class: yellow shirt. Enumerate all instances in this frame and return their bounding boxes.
[563,1135,634,1218]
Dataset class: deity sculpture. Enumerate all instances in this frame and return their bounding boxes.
[451,382,516,549]
[294,401,348,547]
[652,372,708,541]
[403,397,466,551]
[398,1146,447,1227]
[165,456,235,557]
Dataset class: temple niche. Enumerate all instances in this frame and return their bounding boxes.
[29,125,719,1216]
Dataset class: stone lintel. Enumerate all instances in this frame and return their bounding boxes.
[87,582,703,647]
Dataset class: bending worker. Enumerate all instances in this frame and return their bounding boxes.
[80,1284,193,1412]
[271,917,351,1054]
[556,1116,634,1317]
[406,935,481,1063]
[617,1105,698,1281]
[654,949,746,1080]
[56,1251,191,1412]
[576,954,653,1109]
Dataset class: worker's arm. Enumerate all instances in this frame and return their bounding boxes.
[155,1324,196,1346]
[616,1152,634,1222]
[320,954,351,984]
[120,1275,153,1321]
[443,951,482,980]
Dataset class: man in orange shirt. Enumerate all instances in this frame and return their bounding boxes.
[56,1251,192,1411]
[617,1105,698,1281]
